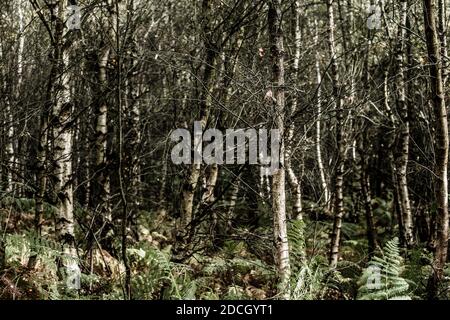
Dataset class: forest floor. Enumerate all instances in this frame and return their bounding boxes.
[1,196,447,300]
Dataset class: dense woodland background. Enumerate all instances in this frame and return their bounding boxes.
[1,0,450,300]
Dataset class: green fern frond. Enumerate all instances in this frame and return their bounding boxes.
[357,237,412,300]
[288,219,306,273]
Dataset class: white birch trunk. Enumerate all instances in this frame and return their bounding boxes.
[268,0,290,299]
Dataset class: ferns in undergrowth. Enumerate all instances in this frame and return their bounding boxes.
[357,237,412,300]
[203,254,273,279]
[290,256,327,300]
[402,246,433,297]
[287,219,327,300]
[127,244,197,300]
[288,219,306,273]
[2,232,81,299]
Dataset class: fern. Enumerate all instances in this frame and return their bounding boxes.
[290,256,327,300]
[128,244,196,300]
[287,219,327,300]
[3,232,81,299]
[129,245,171,299]
[203,256,228,276]
[223,285,249,300]
[288,219,306,274]
[357,237,412,300]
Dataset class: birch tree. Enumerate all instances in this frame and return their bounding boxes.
[91,2,116,248]
[285,0,303,220]
[395,0,414,248]
[423,0,449,299]
[327,0,346,269]
[268,0,290,299]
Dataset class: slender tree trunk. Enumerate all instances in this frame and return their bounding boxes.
[201,164,219,232]
[91,6,116,248]
[437,0,447,84]
[94,43,111,214]
[0,23,15,194]
[4,104,14,194]
[268,0,290,299]
[114,0,131,298]
[314,18,330,209]
[181,164,201,229]
[13,0,26,196]
[345,0,358,222]
[360,133,378,256]
[122,5,142,241]
[180,0,217,232]
[201,164,219,205]
[259,165,272,203]
[33,103,52,243]
[52,0,78,285]
[341,0,356,168]
[360,19,378,256]
[78,108,91,208]
[124,0,142,213]
[285,0,303,220]
[395,0,414,248]
[128,84,141,206]
[226,179,240,230]
[157,139,169,213]
[423,0,449,299]
[327,0,346,269]
[383,69,405,243]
